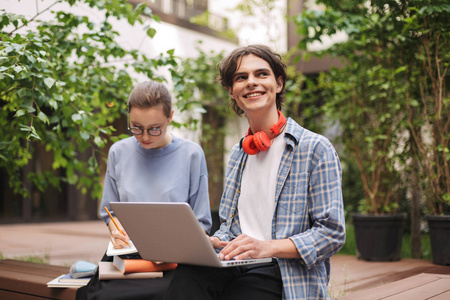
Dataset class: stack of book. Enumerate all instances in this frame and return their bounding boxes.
[47,260,97,288]
[47,273,92,288]
[47,241,178,287]
[99,241,177,280]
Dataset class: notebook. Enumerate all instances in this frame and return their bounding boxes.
[110,202,273,268]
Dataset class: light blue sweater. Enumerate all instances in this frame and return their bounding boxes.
[100,135,212,233]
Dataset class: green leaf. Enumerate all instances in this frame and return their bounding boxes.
[71,113,82,123]
[44,77,55,89]
[38,111,49,124]
[409,99,419,107]
[152,14,161,22]
[146,28,156,38]
[80,131,90,141]
[94,136,104,147]
[0,73,14,79]
[13,66,23,73]
[49,99,58,110]
[443,193,450,205]
[14,109,25,118]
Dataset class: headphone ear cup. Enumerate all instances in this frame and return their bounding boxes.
[243,111,286,155]
[253,132,271,152]
[242,135,260,155]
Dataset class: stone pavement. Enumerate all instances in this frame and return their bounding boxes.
[1,221,450,298]
[0,221,109,267]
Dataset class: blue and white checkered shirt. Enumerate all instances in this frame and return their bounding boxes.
[214,117,346,300]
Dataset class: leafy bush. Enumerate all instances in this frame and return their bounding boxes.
[0,1,177,199]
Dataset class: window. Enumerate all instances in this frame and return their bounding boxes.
[150,0,207,19]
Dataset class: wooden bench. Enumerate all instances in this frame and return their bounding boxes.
[0,259,78,300]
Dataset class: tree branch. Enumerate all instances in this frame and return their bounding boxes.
[8,0,62,36]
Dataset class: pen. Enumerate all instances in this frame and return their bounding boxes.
[104,206,130,246]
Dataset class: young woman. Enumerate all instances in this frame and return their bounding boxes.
[77,80,212,300]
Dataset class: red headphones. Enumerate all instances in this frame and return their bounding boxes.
[242,111,287,155]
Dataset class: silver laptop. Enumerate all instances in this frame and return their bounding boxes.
[110,202,273,268]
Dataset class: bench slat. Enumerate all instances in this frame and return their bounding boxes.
[0,259,78,300]
[0,289,52,300]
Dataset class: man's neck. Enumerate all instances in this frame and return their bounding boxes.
[246,108,280,133]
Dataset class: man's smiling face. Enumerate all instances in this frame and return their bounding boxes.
[228,54,283,116]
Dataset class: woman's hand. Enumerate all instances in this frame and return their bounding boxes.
[209,236,223,249]
[107,217,130,249]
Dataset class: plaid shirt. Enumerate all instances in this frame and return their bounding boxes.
[214,118,346,300]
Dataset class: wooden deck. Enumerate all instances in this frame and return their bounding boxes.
[330,255,450,299]
[339,273,450,300]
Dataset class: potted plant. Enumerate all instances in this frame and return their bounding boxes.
[318,60,407,262]
[296,1,409,261]
[403,4,450,266]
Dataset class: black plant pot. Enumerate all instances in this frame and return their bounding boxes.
[426,215,450,266]
[351,213,407,261]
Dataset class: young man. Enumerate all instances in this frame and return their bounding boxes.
[164,45,345,300]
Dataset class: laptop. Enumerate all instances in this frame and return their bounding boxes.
[110,202,273,268]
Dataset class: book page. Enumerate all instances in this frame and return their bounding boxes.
[106,240,138,256]
[47,274,89,288]
[58,273,91,283]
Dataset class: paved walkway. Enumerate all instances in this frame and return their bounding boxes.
[0,221,109,267]
[1,221,449,299]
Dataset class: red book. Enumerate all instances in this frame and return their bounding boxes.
[113,255,177,274]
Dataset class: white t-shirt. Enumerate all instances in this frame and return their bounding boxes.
[238,133,286,240]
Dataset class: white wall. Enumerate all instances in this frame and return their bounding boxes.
[209,0,287,53]
[1,0,237,57]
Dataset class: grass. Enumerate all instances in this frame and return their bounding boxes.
[338,224,432,260]
[0,252,50,264]
[337,224,357,256]
[401,232,432,260]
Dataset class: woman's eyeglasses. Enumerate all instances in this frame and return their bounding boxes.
[128,127,162,136]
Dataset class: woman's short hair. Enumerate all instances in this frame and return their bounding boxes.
[218,44,287,116]
[127,81,172,117]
